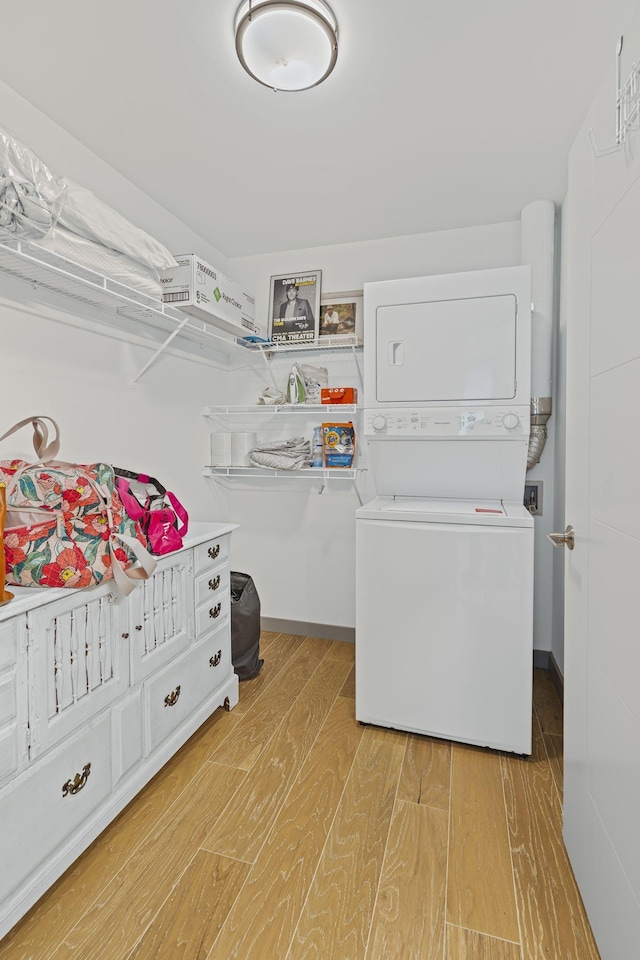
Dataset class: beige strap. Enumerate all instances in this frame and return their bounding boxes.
[108,531,157,596]
[0,416,61,462]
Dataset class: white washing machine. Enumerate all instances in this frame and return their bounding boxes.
[356,497,533,753]
[356,266,534,754]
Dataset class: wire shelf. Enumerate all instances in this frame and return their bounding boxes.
[203,403,358,418]
[0,236,362,376]
[0,236,245,363]
[203,465,361,479]
[238,335,362,354]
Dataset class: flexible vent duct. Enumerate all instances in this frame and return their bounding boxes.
[520,200,555,469]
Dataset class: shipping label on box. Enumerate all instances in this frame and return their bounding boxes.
[161,255,263,339]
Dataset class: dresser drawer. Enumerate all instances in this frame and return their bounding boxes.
[193,536,229,575]
[112,689,143,788]
[195,588,230,640]
[144,626,232,756]
[194,565,228,610]
[0,712,112,904]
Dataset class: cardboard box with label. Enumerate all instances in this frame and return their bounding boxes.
[161,255,264,340]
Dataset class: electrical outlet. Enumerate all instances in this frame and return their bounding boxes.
[524,481,543,516]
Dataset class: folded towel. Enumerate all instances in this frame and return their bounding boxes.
[257,388,286,405]
[249,437,311,470]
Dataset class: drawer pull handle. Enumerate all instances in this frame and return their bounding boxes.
[121,632,129,639]
[210,603,222,619]
[164,685,181,708]
[135,624,143,631]
[210,650,222,667]
[209,575,221,591]
[62,763,91,797]
[208,544,220,559]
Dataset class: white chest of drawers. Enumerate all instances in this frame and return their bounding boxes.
[0,521,238,940]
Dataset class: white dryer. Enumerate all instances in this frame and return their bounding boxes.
[356,266,534,754]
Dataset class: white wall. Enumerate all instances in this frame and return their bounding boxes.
[225,221,563,643]
[526,385,559,660]
[552,204,568,674]
[0,275,229,525]
[0,79,230,271]
[230,222,521,325]
[0,76,559,649]
[0,81,231,534]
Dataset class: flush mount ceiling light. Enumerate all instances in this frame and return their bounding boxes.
[235,0,338,92]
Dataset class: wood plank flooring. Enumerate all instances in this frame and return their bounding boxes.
[0,637,599,960]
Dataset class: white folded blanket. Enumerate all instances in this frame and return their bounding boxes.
[58,179,177,272]
[38,226,163,301]
[249,438,311,470]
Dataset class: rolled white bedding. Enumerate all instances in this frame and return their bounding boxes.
[0,125,177,287]
[0,127,65,241]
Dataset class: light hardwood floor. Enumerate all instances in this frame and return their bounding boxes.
[0,634,600,960]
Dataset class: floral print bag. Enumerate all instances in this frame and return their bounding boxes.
[0,416,156,595]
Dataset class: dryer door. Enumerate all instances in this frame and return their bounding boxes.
[375,293,517,404]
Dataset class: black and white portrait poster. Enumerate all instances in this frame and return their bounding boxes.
[269,270,321,344]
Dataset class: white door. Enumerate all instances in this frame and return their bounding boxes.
[562,25,640,959]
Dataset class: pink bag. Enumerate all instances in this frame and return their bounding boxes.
[115,469,188,556]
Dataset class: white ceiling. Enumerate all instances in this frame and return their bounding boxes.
[1,1,637,259]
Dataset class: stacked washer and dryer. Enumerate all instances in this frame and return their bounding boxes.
[355,266,534,755]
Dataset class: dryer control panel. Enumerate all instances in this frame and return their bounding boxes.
[364,407,530,439]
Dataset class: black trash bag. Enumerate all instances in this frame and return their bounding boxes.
[230,571,264,681]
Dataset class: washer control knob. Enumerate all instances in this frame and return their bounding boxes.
[371,415,388,432]
[502,412,520,430]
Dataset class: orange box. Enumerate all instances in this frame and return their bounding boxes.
[320,387,358,404]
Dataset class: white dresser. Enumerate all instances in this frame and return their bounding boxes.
[0,521,238,940]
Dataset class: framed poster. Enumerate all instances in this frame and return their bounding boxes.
[269,270,321,344]
[318,292,363,343]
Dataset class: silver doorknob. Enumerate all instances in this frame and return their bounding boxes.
[548,525,574,550]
